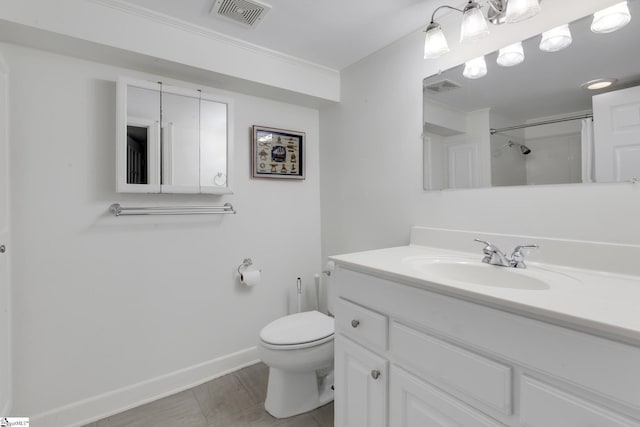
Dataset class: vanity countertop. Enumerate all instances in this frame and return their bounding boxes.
[329,244,640,346]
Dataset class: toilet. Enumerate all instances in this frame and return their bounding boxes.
[258,310,335,418]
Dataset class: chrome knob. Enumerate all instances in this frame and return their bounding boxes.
[351,319,360,328]
[371,370,381,380]
[0,245,5,254]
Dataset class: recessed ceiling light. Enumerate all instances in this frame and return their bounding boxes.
[581,78,618,90]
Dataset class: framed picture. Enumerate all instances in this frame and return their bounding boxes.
[251,125,305,180]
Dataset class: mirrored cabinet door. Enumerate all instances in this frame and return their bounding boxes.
[200,98,229,192]
[123,83,161,191]
[161,90,200,192]
[116,77,233,194]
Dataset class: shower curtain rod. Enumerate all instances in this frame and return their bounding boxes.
[490,113,593,135]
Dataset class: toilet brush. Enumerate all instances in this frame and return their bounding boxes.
[314,274,320,312]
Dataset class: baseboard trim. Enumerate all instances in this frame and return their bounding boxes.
[31,346,259,427]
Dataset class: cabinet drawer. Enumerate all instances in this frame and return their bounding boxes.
[336,298,388,351]
[390,365,506,427]
[390,321,512,415]
[521,376,640,427]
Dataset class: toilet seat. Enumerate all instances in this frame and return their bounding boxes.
[260,311,334,350]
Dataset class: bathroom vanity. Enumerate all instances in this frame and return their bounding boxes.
[330,227,640,427]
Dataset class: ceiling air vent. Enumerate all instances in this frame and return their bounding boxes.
[211,0,272,28]
[424,79,462,94]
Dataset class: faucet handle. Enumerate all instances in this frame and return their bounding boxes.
[474,239,509,266]
[512,244,539,253]
[474,239,500,254]
[474,238,491,249]
[510,244,539,268]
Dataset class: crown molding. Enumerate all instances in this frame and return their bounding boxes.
[89,0,339,76]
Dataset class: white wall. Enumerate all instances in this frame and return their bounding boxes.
[423,99,466,135]
[524,114,583,185]
[424,102,491,189]
[320,0,640,269]
[4,43,321,425]
[490,111,527,187]
[525,134,581,185]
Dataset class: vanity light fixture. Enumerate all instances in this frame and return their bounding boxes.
[497,42,525,66]
[424,0,541,60]
[463,56,488,79]
[591,1,631,34]
[539,24,572,52]
[423,5,460,59]
[505,0,542,23]
[460,1,490,42]
[424,22,450,59]
[581,78,618,90]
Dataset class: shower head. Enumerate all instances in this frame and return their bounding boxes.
[504,140,532,155]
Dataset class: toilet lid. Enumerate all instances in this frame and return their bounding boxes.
[260,311,334,345]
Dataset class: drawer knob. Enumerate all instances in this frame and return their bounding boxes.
[351,319,360,328]
[371,370,381,380]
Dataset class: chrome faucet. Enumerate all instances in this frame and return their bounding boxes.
[474,239,510,267]
[474,239,539,268]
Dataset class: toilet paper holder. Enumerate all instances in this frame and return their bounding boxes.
[237,258,253,275]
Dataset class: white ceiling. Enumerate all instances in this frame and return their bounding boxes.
[122,0,436,70]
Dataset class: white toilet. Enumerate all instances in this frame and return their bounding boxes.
[258,310,335,418]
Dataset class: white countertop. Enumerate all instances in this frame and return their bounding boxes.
[330,244,640,345]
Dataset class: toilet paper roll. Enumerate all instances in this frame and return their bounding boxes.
[240,269,261,286]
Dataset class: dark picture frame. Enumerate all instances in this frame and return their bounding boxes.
[251,125,305,180]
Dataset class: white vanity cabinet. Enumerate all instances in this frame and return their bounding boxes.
[332,266,640,427]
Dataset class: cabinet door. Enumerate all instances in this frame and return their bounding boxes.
[593,85,640,182]
[335,334,388,427]
[390,366,506,427]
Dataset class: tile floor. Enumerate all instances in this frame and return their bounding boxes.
[83,363,333,427]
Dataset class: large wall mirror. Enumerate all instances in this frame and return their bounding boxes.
[423,1,640,190]
[117,77,234,194]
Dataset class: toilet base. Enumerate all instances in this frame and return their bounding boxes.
[264,367,334,418]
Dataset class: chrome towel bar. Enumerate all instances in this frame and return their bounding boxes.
[109,203,236,216]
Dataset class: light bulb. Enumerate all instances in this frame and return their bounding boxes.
[539,24,572,52]
[591,2,631,34]
[497,42,525,67]
[463,56,488,79]
[424,22,450,59]
[460,1,489,43]
[505,0,541,23]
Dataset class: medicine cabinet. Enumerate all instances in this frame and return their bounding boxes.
[116,77,234,194]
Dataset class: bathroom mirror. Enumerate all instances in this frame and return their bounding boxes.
[117,77,234,194]
[423,1,640,190]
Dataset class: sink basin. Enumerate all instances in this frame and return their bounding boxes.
[403,257,579,291]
